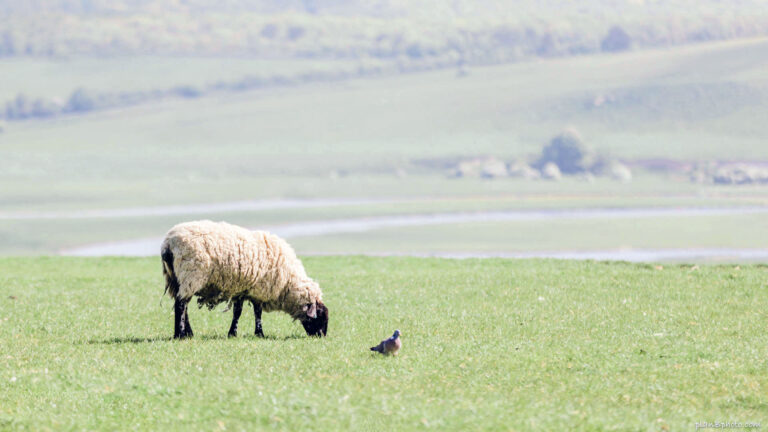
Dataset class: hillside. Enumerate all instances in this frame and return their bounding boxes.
[3,39,768,185]
[1,0,768,64]
[1,39,768,255]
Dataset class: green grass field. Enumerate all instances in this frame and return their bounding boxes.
[291,213,768,255]
[0,57,354,102]
[3,38,768,212]
[0,257,765,430]
[2,38,768,255]
[3,179,768,255]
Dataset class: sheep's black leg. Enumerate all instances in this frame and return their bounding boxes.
[228,297,244,338]
[253,301,264,337]
[183,305,193,338]
[174,297,192,339]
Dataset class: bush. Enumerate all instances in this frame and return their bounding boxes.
[5,94,32,119]
[601,26,632,52]
[536,129,594,174]
[65,88,97,112]
[171,86,203,98]
[31,98,60,118]
[0,31,16,56]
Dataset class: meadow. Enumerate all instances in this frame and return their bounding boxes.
[2,39,768,256]
[0,57,355,103]
[4,38,768,212]
[0,256,765,430]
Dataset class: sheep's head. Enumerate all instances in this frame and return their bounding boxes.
[301,300,328,337]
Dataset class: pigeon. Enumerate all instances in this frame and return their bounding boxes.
[370,330,401,355]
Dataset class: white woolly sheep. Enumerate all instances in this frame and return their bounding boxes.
[160,220,328,339]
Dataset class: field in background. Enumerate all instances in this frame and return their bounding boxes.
[0,257,765,430]
[0,57,355,102]
[3,0,767,63]
[1,39,768,256]
[5,39,768,179]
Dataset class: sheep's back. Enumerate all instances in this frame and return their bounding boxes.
[163,220,307,303]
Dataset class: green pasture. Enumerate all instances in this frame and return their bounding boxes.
[2,181,768,255]
[291,213,768,255]
[0,57,352,102]
[0,257,765,430]
[2,39,768,212]
[2,39,768,255]
[0,174,724,213]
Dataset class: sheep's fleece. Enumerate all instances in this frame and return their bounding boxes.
[161,220,323,319]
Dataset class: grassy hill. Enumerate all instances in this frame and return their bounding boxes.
[0,257,765,430]
[1,0,768,63]
[2,38,768,255]
[2,38,768,203]
[0,57,354,103]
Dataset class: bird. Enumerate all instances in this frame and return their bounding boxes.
[370,329,401,355]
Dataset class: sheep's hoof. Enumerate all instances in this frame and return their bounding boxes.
[228,331,237,338]
[255,331,265,338]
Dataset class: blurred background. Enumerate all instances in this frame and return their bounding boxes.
[1,0,768,261]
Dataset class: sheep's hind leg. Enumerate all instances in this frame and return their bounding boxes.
[174,297,193,339]
[228,297,244,338]
[252,301,264,337]
[183,305,193,338]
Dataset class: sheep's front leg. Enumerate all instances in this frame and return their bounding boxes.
[174,297,193,339]
[228,297,244,338]
[253,301,264,337]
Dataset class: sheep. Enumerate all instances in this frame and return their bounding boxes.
[160,220,328,339]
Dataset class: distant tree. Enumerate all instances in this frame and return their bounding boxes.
[405,43,423,59]
[65,88,96,112]
[302,0,318,15]
[260,23,278,39]
[536,129,594,174]
[0,32,15,56]
[601,26,632,52]
[172,85,203,98]
[287,26,306,41]
[5,93,31,119]
[536,33,557,56]
[31,98,60,118]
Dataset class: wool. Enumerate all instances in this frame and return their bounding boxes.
[161,220,323,319]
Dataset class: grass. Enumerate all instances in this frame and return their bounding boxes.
[0,57,353,102]
[2,39,768,255]
[3,182,768,255]
[0,257,766,430]
[291,213,768,255]
[3,39,768,204]
[0,173,711,213]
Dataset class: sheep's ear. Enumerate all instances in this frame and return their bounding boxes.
[305,303,317,319]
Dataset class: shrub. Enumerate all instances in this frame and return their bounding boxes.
[536,129,594,174]
[601,26,632,52]
[65,88,97,112]
[30,98,60,118]
[5,94,31,119]
[172,86,203,98]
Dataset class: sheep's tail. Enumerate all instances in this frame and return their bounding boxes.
[161,246,179,299]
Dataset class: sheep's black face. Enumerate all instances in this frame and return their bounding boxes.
[301,301,328,337]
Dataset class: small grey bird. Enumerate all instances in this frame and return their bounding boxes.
[370,330,401,355]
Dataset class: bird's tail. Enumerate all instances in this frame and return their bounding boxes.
[370,346,381,352]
